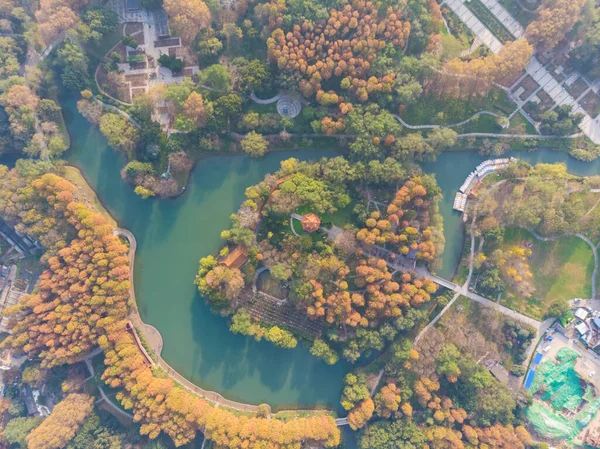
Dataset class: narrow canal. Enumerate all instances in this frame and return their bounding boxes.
[9,98,600,411]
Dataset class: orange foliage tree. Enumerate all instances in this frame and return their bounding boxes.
[430,39,532,97]
[267,0,410,102]
[0,169,341,448]
[525,0,587,51]
[347,398,374,430]
[357,177,439,263]
[27,393,93,449]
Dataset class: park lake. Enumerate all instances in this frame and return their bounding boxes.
[18,98,600,412]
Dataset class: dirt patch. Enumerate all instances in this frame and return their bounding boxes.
[514,75,539,101]
[96,66,131,103]
[154,37,180,48]
[566,77,589,100]
[125,73,148,87]
[183,68,195,78]
[124,22,143,35]
[133,31,145,46]
[111,42,127,60]
[131,87,147,100]
[581,91,600,118]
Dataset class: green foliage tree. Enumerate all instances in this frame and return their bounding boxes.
[540,105,584,136]
[270,263,289,281]
[121,34,138,49]
[99,113,139,156]
[158,54,184,73]
[220,226,254,247]
[4,417,43,447]
[134,185,156,199]
[232,58,271,93]
[427,128,458,151]
[436,344,462,382]
[340,373,370,411]
[198,64,232,91]
[360,417,427,449]
[124,160,154,177]
[241,131,268,158]
[310,339,339,365]
[82,7,118,42]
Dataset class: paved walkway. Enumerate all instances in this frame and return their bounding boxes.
[84,349,134,421]
[444,0,504,54]
[392,111,502,130]
[250,91,281,104]
[461,37,482,57]
[479,0,525,38]
[94,99,141,128]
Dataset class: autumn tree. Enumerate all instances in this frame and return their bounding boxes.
[27,394,93,449]
[0,169,342,449]
[347,398,374,430]
[434,39,532,97]
[267,1,410,102]
[35,0,84,47]
[99,113,139,157]
[374,383,402,418]
[163,0,211,42]
[240,131,269,158]
[183,92,207,127]
[526,0,587,51]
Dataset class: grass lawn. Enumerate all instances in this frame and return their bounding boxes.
[498,0,537,27]
[62,166,118,229]
[328,203,354,228]
[86,26,124,59]
[500,228,594,319]
[291,216,305,235]
[402,89,517,127]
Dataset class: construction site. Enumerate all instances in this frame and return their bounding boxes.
[526,333,600,447]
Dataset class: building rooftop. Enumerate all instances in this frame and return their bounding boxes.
[301,213,321,233]
[575,308,589,321]
[220,246,248,269]
[576,321,590,336]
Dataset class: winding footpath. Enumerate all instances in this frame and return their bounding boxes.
[250,92,281,104]
[83,348,134,421]
[392,111,502,130]
[94,99,141,129]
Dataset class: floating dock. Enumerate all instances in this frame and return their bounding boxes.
[453,157,517,212]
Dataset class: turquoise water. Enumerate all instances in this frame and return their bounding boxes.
[15,98,600,412]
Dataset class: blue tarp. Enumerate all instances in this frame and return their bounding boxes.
[533,352,543,365]
[525,369,536,389]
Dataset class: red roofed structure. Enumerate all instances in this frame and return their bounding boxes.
[301,213,321,233]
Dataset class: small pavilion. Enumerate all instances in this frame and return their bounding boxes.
[301,213,321,233]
